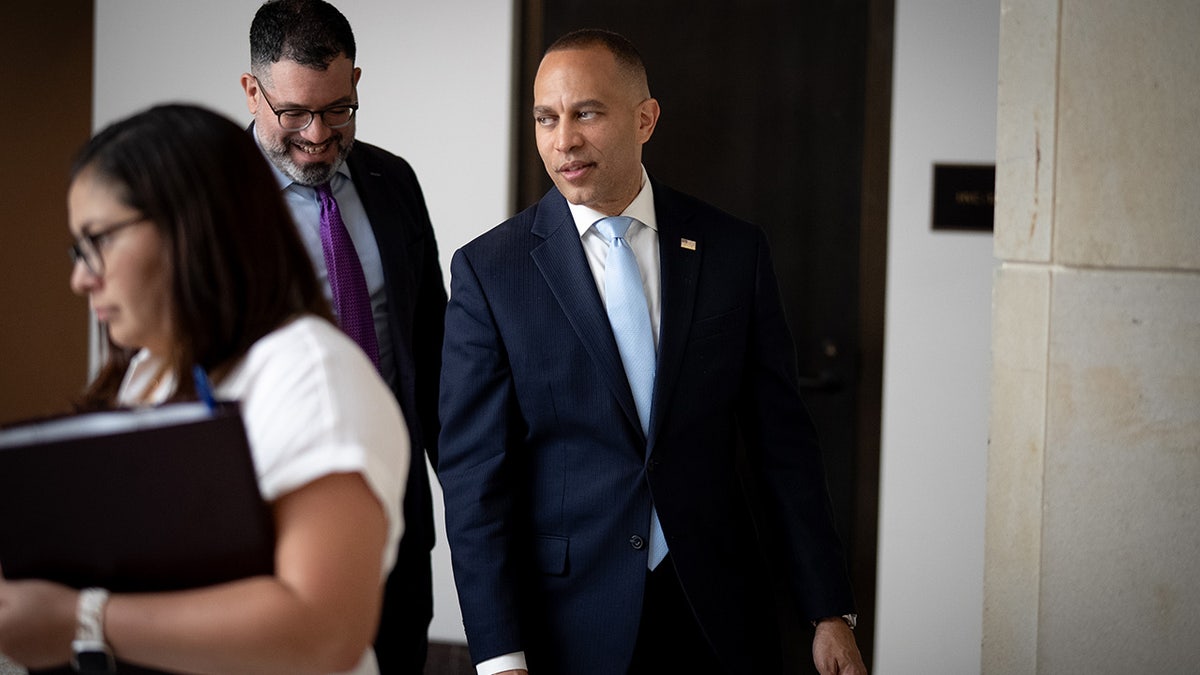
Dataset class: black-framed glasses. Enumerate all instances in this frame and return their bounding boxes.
[68,215,147,277]
[255,77,358,131]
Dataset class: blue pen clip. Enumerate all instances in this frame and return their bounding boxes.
[193,365,218,413]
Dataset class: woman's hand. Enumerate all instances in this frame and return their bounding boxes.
[0,566,78,670]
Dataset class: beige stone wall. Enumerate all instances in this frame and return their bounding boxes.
[984,0,1200,672]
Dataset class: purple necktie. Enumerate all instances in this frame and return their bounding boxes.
[316,182,379,367]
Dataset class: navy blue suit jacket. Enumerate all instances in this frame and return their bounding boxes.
[438,179,853,675]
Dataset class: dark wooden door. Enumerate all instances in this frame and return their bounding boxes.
[1,0,94,423]
[517,2,891,669]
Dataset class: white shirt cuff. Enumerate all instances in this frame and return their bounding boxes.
[476,651,527,675]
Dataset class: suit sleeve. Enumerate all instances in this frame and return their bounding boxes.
[739,228,856,621]
[437,248,525,663]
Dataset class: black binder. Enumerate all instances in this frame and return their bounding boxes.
[0,401,275,674]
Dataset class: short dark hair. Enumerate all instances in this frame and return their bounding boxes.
[545,28,649,92]
[71,104,331,409]
[249,0,356,78]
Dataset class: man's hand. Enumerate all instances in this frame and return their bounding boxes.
[812,617,867,675]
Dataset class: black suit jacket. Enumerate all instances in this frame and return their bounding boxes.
[343,140,446,553]
[438,179,854,675]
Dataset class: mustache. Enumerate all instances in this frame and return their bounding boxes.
[290,133,342,150]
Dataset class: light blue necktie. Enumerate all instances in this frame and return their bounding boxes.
[594,216,669,571]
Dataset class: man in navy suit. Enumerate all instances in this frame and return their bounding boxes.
[241,2,446,672]
[438,28,866,675]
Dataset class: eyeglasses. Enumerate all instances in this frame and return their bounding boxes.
[68,215,147,277]
[255,77,359,131]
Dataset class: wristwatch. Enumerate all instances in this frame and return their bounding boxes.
[71,588,116,674]
[813,613,858,630]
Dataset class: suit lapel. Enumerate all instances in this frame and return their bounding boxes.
[648,181,702,451]
[342,148,415,373]
[345,149,409,283]
[529,191,645,439]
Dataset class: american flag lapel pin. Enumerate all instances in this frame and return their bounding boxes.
[680,238,697,251]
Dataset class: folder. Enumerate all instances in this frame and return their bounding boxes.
[0,402,275,674]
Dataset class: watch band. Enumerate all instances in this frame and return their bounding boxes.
[72,588,116,674]
[812,613,858,630]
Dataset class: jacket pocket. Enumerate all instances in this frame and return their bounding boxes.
[534,534,569,576]
[688,305,745,343]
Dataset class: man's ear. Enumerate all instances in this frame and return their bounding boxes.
[240,73,259,114]
[636,97,660,145]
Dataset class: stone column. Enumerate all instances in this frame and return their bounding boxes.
[984,0,1200,672]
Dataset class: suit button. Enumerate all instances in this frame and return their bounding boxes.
[629,535,645,550]
[648,459,659,472]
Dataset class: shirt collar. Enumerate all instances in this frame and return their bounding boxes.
[120,348,174,405]
[569,166,657,238]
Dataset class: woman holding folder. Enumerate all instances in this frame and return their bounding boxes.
[0,104,409,675]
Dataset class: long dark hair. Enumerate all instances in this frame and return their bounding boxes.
[72,103,332,409]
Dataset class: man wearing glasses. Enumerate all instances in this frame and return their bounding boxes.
[240,1,447,673]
